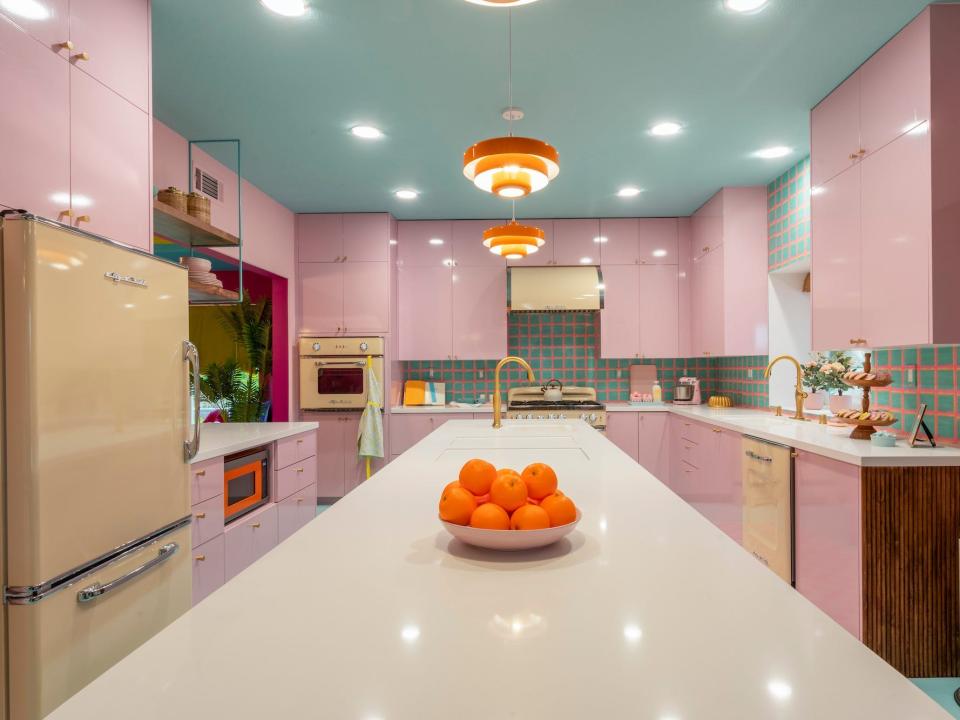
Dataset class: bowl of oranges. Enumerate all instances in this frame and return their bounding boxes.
[438,459,580,551]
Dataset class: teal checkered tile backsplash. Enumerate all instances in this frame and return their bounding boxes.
[401,312,769,406]
[768,157,810,272]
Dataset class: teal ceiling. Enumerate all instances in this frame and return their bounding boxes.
[152,0,933,219]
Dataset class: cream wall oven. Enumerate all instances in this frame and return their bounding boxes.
[299,337,384,411]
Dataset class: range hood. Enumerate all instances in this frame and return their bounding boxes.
[508,266,604,312]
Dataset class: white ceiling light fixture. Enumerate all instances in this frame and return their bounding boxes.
[753,146,792,159]
[617,186,643,198]
[1,0,50,20]
[351,125,383,139]
[650,121,683,137]
[723,0,769,13]
[261,0,308,17]
[394,189,419,200]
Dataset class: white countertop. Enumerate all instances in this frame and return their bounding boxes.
[391,403,492,414]
[192,422,319,463]
[50,420,948,720]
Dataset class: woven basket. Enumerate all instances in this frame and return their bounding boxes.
[187,192,211,224]
[157,186,187,212]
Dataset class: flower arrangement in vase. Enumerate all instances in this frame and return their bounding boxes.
[802,351,859,412]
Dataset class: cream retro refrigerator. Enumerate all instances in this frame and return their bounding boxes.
[0,215,198,719]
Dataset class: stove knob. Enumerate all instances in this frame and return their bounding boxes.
[588,413,597,423]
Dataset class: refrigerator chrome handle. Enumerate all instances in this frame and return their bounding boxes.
[76,543,179,603]
[184,341,201,460]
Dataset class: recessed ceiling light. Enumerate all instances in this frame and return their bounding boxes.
[652,249,668,258]
[623,624,643,642]
[579,257,593,264]
[464,0,541,6]
[394,189,419,200]
[767,680,793,701]
[593,236,608,244]
[754,146,792,159]
[351,125,383,139]
[723,0,769,13]
[650,122,683,137]
[617,187,643,198]
[261,0,307,17]
[429,238,445,245]
[1,0,50,20]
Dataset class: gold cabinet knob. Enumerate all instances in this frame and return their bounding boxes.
[251,522,261,529]
[75,214,90,224]
[195,512,206,519]
[55,40,74,51]
[773,405,783,416]
[58,209,72,220]
[195,469,206,476]
[297,438,303,444]
[712,428,722,433]
[857,149,867,156]
[72,51,90,62]
[849,153,860,160]
[296,467,304,473]
[296,498,304,504]
[195,554,206,562]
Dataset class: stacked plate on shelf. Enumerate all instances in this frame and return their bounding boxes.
[179,256,223,289]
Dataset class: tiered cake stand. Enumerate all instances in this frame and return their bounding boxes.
[837,352,895,439]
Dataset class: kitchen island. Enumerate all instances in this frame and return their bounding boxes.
[50,420,949,719]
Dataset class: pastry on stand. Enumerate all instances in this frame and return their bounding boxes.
[836,352,895,439]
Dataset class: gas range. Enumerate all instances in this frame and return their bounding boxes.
[504,386,606,429]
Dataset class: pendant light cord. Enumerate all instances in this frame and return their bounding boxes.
[507,8,513,137]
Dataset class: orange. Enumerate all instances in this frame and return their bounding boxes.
[489,471,528,512]
[459,459,497,496]
[510,504,551,531]
[439,486,477,526]
[470,502,510,530]
[443,480,462,495]
[520,462,558,500]
[539,491,577,527]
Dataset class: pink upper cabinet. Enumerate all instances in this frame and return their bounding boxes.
[810,165,861,351]
[451,219,506,267]
[553,218,600,266]
[860,129,931,348]
[398,265,452,360]
[721,187,768,356]
[342,261,390,334]
[692,247,724,356]
[508,218,553,266]
[0,16,70,221]
[638,265,679,357]
[811,72,861,189]
[69,0,150,112]
[0,0,68,49]
[70,67,150,249]
[859,9,931,159]
[637,218,679,265]
[597,218,638,265]
[297,214,342,262]
[677,218,693,357]
[343,213,390,262]
[599,264,640,359]
[397,220,453,267]
[691,192,723,260]
[299,263,343,334]
[451,266,507,360]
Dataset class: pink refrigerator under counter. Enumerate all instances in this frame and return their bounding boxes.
[0,215,196,719]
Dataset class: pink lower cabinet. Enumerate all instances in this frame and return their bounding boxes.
[390,414,449,455]
[191,494,224,548]
[637,413,668,480]
[604,413,639,462]
[314,414,347,497]
[278,483,317,542]
[794,450,862,638]
[190,456,224,505]
[275,430,317,471]
[192,534,225,606]
[224,503,279,581]
[275,455,317,502]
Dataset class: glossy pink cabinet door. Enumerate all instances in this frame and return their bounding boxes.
[0,17,70,221]
[0,0,68,49]
[452,219,505,267]
[553,218,600,265]
[192,534,225,606]
[277,483,317,542]
[70,67,150,249]
[599,265,640,359]
[508,219,553,266]
[342,261,390,333]
[452,266,507,359]
[224,504,278,581]
[597,218,638,265]
[810,165,862,351]
[397,220,453,267]
[397,265,452,360]
[677,218,693,357]
[860,129,931,348]
[692,247,724,356]
[297,214,342,262]
[390,415,448,455]
[314,414,346,498]
[637,218,679,265]
[794,450,861,639]
[712,427,742,543]
[343,213,390,262]
[691,191,723,259]
[638,265,679,357]
[69,0,150,111]
[859,11,930,158]
[811,71,861,188]
[299,263,343,333]
[605,413,639,462]
[637,413,667,480]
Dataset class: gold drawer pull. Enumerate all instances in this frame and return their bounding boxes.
[195,469,206,477]
[296,498,304,504]
[56,40,74,51]
[296,467,304,473]
[251,522,261,529]
[195,554,206,562]
[712,428,722,433]
[75,214,90,223]
[72,51,90,62]
[195,512,206,519]
[297,438,303,444]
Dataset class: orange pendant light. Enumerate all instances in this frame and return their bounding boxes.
[482,220,545,260]
[463,137,559,198]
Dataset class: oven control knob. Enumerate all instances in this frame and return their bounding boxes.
[588,413,598,423]
[312,342,321,351]
[359,341,368,352]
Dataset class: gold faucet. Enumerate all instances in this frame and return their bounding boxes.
[492,356,537,429]
[763,354,809,421]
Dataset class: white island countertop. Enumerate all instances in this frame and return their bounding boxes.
[193,421,319,463]
[50,420,948,719]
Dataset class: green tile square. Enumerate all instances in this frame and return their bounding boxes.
[937,345,956,366]
[920,392,935,408]
[891,348,902,366]
[937,416,955,439]
[876,391,890,405]
[904,393,918,410]
[936,394,955,413]
[874,349,889,366]
[904,348,918,365]
[920,370,935,389]
[920,346,935,367]
[937,370,954,390]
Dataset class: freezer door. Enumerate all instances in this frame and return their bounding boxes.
[2,218,192,587]
[741,437,794,584]
[7,524,191,719]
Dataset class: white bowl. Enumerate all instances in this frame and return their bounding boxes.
[440,510,581,551]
